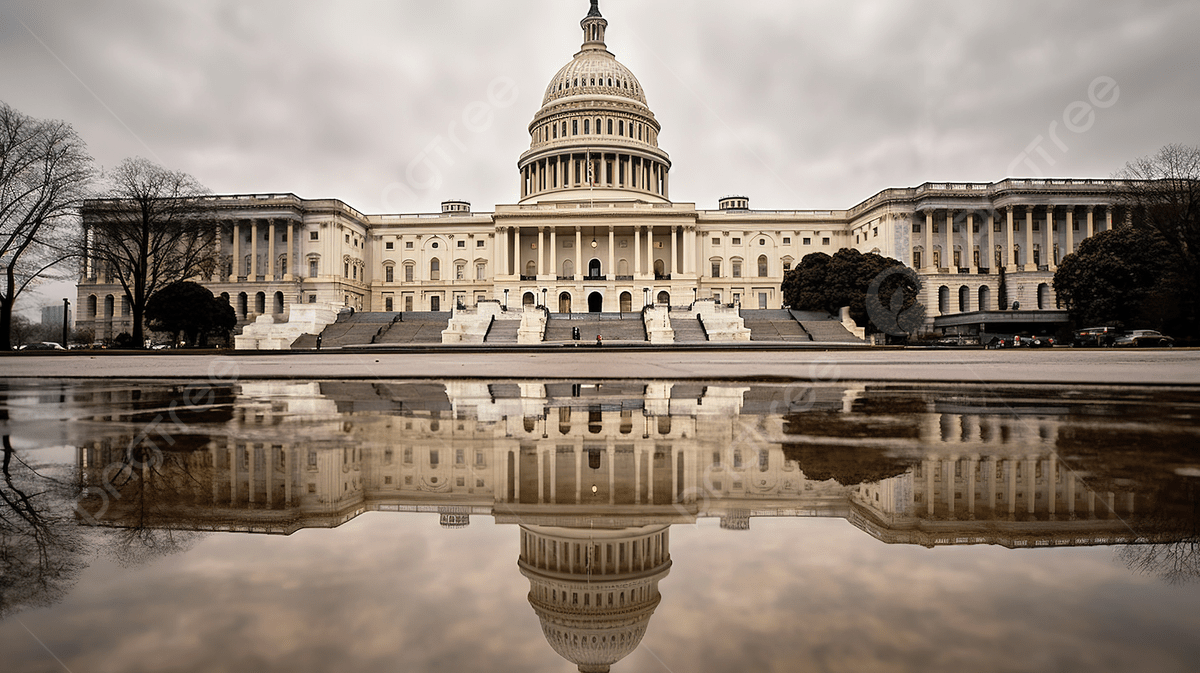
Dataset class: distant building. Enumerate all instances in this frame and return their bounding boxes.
[40,303,71,330]
[75,1,1129,341]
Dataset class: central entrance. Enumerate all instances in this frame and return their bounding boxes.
[588,258,602,279]
[559,292,572,314]
[587,292,603,313]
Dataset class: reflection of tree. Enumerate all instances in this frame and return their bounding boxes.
[1118,478,1200,585]
[80,444,211,568]
[0,434,87,619]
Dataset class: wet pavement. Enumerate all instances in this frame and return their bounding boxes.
[1,377,1198,672]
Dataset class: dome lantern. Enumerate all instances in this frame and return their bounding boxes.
[581,0,608,50]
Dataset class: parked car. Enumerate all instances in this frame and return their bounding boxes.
[1113,330,1174,347]
[1073,326,1120,347]
[1013,332,1055,348]
[19,341,66,351]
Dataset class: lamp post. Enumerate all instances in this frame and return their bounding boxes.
[503,288,509,309]
[541,288,547,308]
[62,297,70,347]
[643,287,650,309]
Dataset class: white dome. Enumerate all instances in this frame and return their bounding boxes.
[543,50,647,107]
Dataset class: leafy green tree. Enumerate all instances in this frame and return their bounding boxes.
[782,248,923,335]
[1053,226,1186,332]
[145,281,235,347]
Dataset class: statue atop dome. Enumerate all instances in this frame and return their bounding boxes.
[588,0,603,18]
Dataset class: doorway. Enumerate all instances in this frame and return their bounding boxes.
[588,292,603,313]
[559,292,572,314]
[588,258,602,279]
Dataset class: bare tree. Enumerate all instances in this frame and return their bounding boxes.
[1115,143,1200,337]
[0,102,94,351]
[86,157,213,346]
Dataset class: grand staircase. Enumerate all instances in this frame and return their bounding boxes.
[670,315,708,343]
[543,313,647,342]
[484,319,520,344]
[292,311,449,348]
[740,309,812,342]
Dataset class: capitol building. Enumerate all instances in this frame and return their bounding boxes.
[76,1,1131,343]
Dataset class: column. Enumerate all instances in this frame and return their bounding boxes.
[285,222,295,281]
[1065,208,1074,258]
[685,226,695,274]
[670,226,678,275]
[1007,458,1017,516]
[944,457,955,514]
[987,456,997,513]
[646,226,654,274]
[268,220,277,280]
[607,445,615,505]
[575,446,582,503]
[575,227,583,279]
[924,457,935,516]
[497,227,507,277]
[967,213,977,272]
[1086,205,1095,240]
[265,446,273,508]
[284,449,292,506]
[550,228,557,278]
[634,447,641,504]
[537,449,545,504]
[247,445,255,504]
[1066,472,1076,517]
[1023,208,1035,270]
[512,227,521,278]
[1046,454,1056,517]
[230,221,240,281]
[967,455,977,517]
[537,227,544,276]
[1005,208,1016,271]
[1105,205,1114,231]
[549,450,557,504]
[1044,206,1054,270]
[212,222,223,282]
[1026,456,1037,514]
[250,220,259,279]
[607,226,615,281]
[923,210,933,271]
[634,226,642,276]
[986,211,995,271]
[945,210,955,273]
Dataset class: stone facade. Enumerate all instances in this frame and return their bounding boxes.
[74,2,1131,340]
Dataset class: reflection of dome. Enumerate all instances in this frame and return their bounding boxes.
[519,524,672,672]
[518,0,672,205]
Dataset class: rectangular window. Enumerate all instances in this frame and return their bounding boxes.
[873,227,879,237]
[429,450,438,466]
[712,238,720,245]
[913,223,921,233]
[477,239,485,247]
[822,237,830,246]
[802,237,811,245]
[385,297,393,311]
[476,263,486,280]
[308,294,316,303]
[386,267,394,283]
[783,262,791,272]
[783,237,791,244]
[457,240,466,248]
[406,241,414,249]
[732,237,741,245]
[309,230,318,241]
[345,234,350,243]
[711,262,721,278]
[309,259,318,277]
[732,262,741,277]
[405,266,414,282]
[385,241,394,250]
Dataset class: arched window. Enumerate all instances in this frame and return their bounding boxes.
[1038,283,1051,310]
[617,259,629,276]
[103,295,114,318]
[757,255,768,277]
[522,292,535,307]
[657,291,670,305]
[525,260,536,277]
[938,286,950,314]
[978,285,991,311]
[385,265,394,283]
[958,285,970,312]
[274,291,284,314]
[237,292,248,319]
[87,295,97,318]
[255,292,266,314]
[619,292,632,313]
[430,258,440,281]
[562,259,574,278]
[404,263,414,282]
[308,255,319,278]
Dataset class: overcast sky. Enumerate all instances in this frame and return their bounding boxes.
[3,0,1198,313]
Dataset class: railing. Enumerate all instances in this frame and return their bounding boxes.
[696,315,709,341]
[977,267,991,275]
[654,273,671,280]
[957,267,971,273]
[615,275,634,281]
[557,275,575,281]
[520,275,536,281]
[483,315,496,341]
[583,275,606,281]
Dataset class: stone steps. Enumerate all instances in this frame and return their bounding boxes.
[485,320,520,343]
[799,321,864,343]
[670,315,708,342]
[544,315,646,342]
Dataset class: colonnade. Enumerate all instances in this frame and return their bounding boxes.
[216,218,302,283]
[520,151,669,200]
[495,224,695,278]
[499,442,691,507]
[913,204,1117,273]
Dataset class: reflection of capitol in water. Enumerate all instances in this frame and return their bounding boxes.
[74,380,1181,672]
